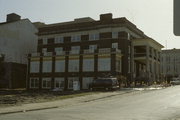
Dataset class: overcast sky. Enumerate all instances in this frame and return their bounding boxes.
[0,0,179,49]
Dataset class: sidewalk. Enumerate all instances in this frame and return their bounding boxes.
[0,87,165,115]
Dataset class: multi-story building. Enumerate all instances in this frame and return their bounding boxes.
[0,13,38,88]
[161,49,180,81]
[27,13,162,90]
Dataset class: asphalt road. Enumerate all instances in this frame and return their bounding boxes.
[1,86,180,120]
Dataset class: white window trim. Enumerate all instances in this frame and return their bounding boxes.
[42,78,51,89]
[30,78,39,89]
[54,78,65,89]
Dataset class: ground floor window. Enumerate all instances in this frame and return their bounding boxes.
[82,77,93,89]
[55,60,65,72]
[98,58,111,71]
[30,78,39,88]
[54,78,65,89]
[83,59,94,71]
[68,77,79,89]
[42,78,51,89]
[30,61,39,73]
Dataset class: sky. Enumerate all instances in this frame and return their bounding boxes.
[0,0,179,49]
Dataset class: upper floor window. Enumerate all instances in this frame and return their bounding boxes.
[71,35,81,42]
[55,37,64,43]
[43,38,48,45]
[71,46,80,51]
[89,45,97,50]
[89,34,99,41]
[112,32,118,39]
[55,47,63,52]
[112,43,118,49]
[42,48,47,53]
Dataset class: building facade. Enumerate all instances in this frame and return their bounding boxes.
[133,38,163,85]
[0,13,38,88]
[161,49,180,81]
[27,13,160,90]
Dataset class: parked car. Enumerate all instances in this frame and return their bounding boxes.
[89,78,119,91]
[170,78,180,85]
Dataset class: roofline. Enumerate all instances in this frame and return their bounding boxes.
[133,38,164,48]
[37,16,148,38]
[0,19,30,26]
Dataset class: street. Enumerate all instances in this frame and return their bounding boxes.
[1,86,180,120]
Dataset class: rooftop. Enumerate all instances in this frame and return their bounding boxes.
[37,13,148,38]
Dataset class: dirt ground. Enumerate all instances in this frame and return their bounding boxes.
[0,89,94,108]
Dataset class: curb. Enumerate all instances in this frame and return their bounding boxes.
[0,106,58,115]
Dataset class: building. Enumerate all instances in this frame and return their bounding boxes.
[161,49,180,81]
[0,13,38,88]
[27,13,162,90]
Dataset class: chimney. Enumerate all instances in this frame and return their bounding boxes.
[100,13,113,23]
[6,13,21,22]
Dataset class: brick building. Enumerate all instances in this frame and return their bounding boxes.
[27,13,159,90]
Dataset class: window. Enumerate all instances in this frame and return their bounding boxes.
[98,58,111,71]
[54,78,64,89]
[68,59,79,72]
[83,59,94,71]
[43,38,48,45]
[55,60,65,72]
[82,77,93,89]
[42,48,47,53]
[71,35,81,42]
[68,77,79,89]
[89,45,97,50]
[42,61,52,72]
[55,37,64,43]
[30,61,39,73]
[71,46,80,51]
[116,59,121,72]
[55,47,63,52]
[42,78,51,89]
[70,46,80,54]
[112,32,118,38]
[112,43,118,49]
[89,34,99,41]
[30,78,39,88]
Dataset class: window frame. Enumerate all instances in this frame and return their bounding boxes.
[42,78,51,89]
[30,78,39,89]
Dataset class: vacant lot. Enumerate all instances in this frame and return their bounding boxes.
[0,89,98,108]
